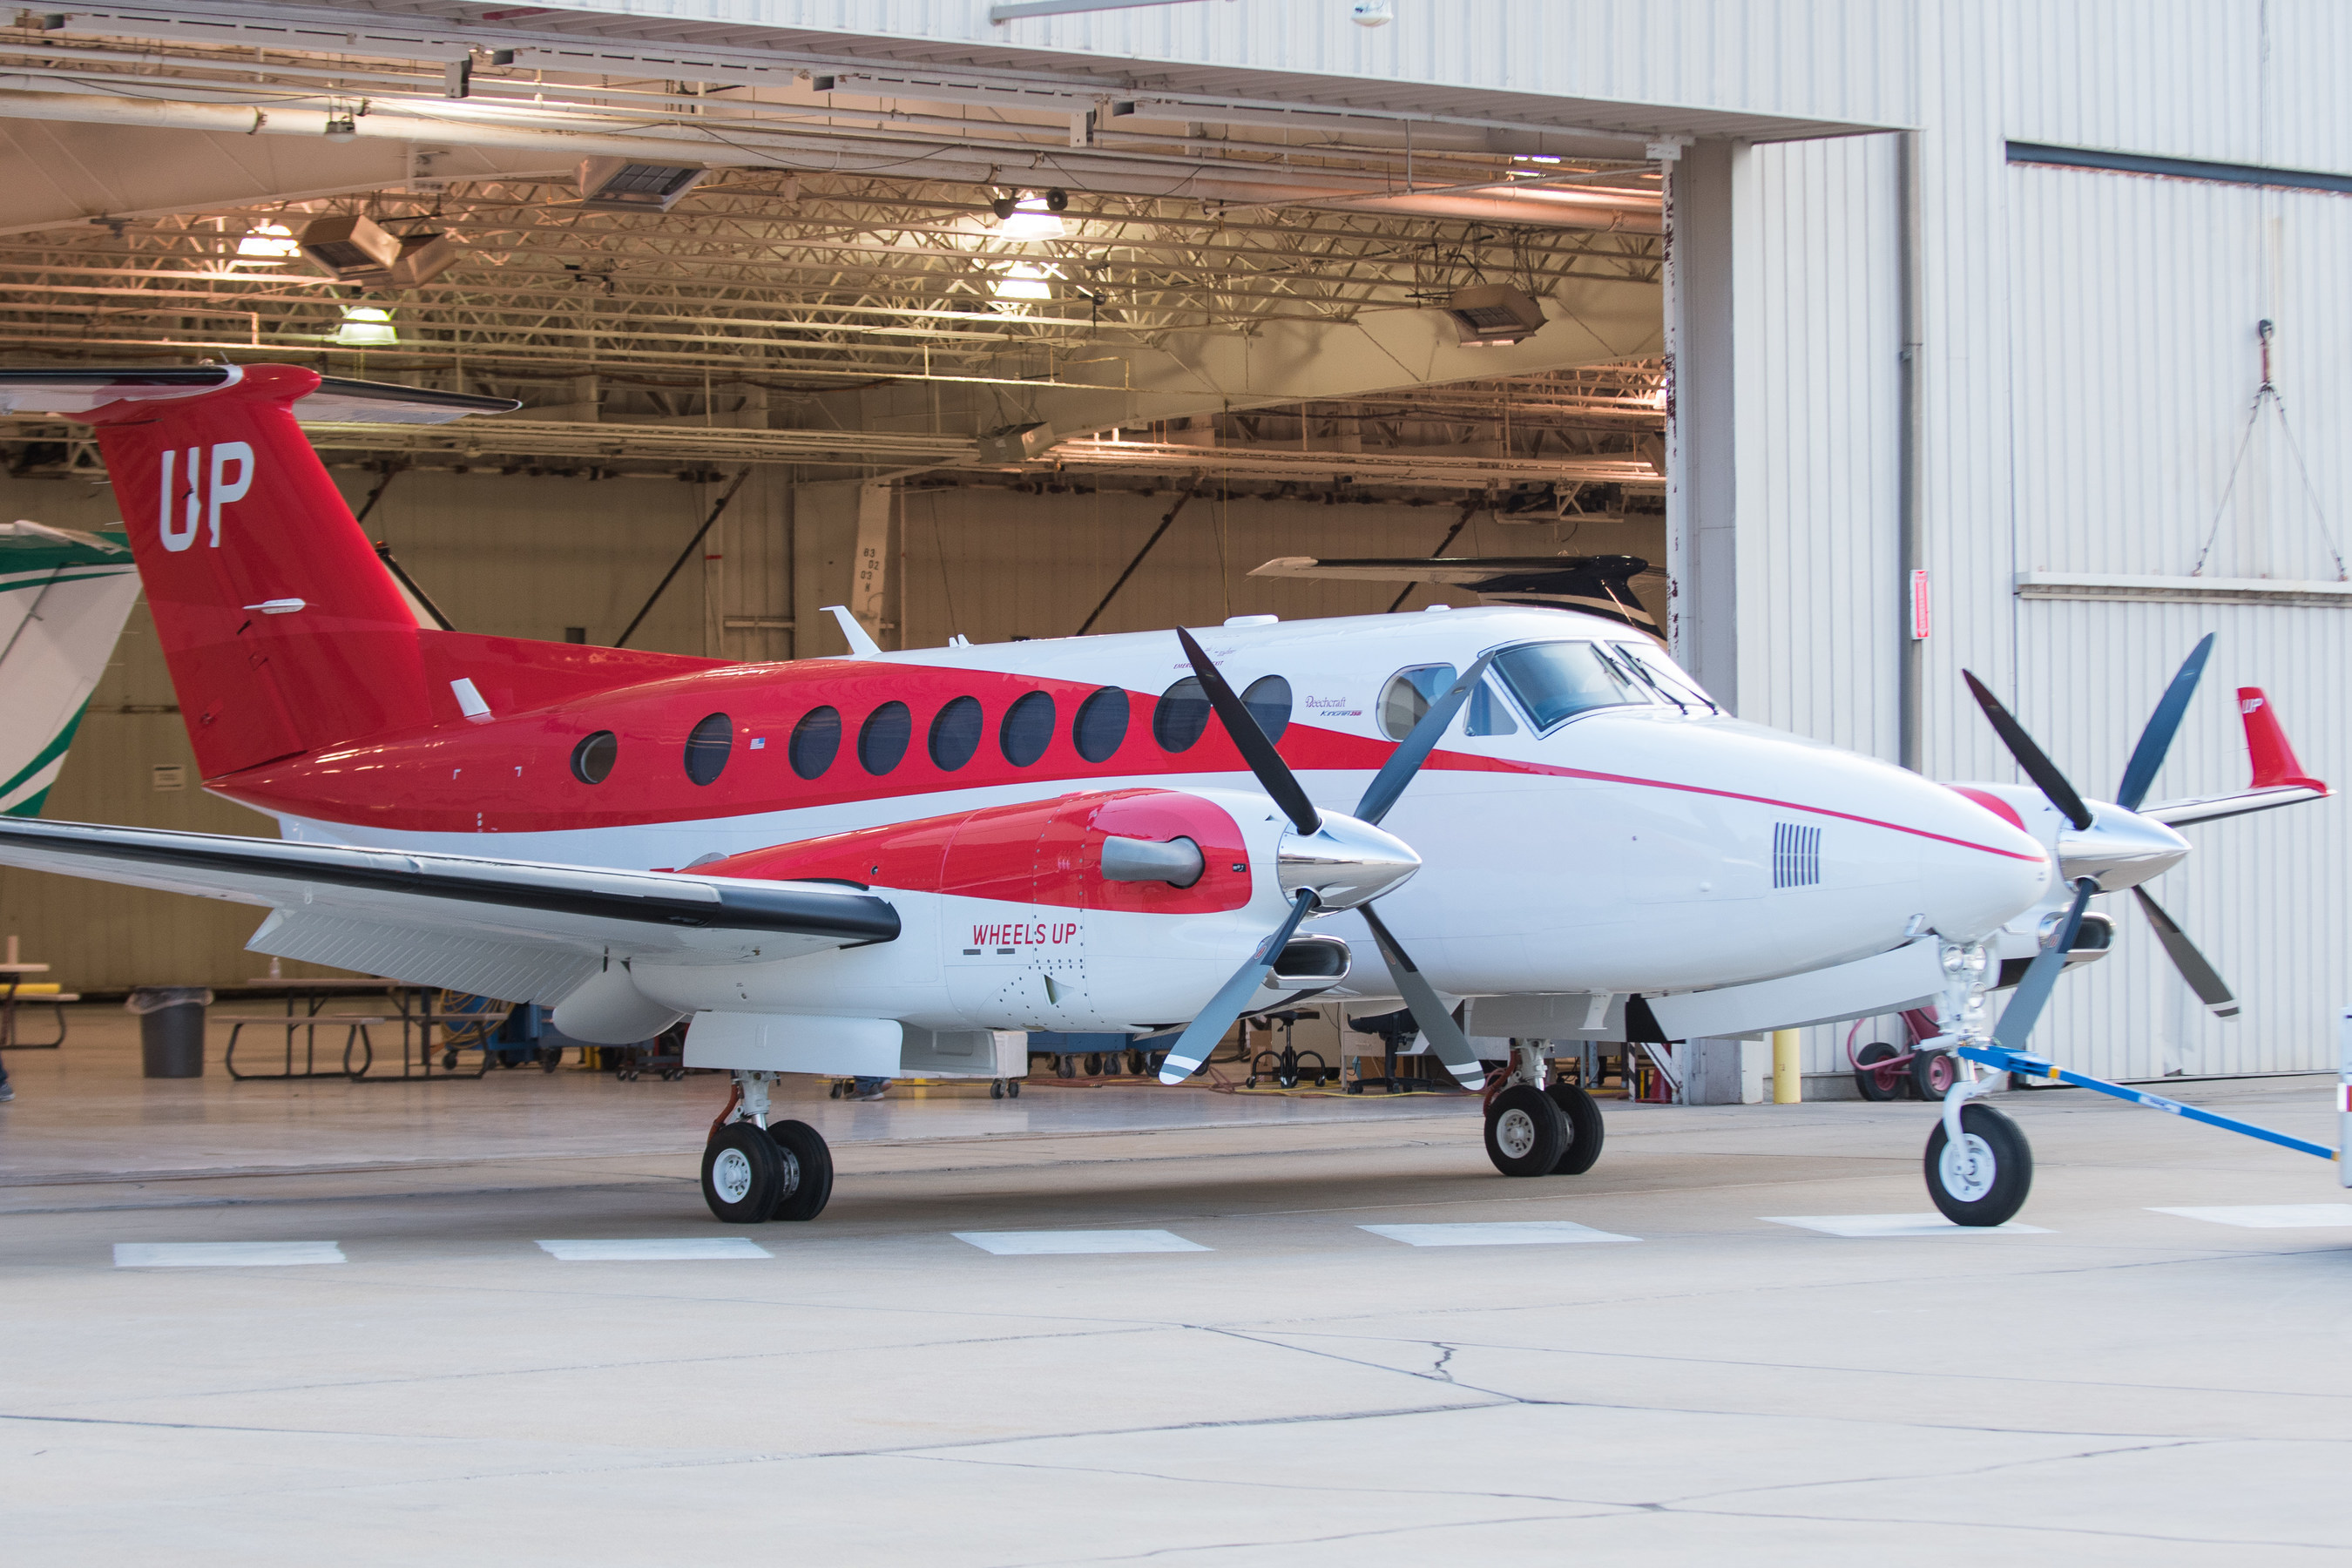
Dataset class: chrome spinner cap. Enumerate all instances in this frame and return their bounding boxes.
[1275,812,1422,909]
[2057,800,2193,891]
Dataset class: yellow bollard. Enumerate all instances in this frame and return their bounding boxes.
[1771,1029,1802,1103]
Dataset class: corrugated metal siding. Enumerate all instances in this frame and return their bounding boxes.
[1739,132,1903,759]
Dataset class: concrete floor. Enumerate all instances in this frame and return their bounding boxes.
[3,1007,2349,1565]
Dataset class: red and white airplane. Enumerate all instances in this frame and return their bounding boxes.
[0,365,2324,1226]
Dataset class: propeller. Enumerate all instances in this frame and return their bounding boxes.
[1155,632,1491,1089]
[1961,637,2238,1033]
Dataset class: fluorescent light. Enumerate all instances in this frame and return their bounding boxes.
[997,195,1064,241]
[332,306,397,347]
[990,262,1053,301]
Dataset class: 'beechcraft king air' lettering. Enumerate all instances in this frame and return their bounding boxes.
[972,920,1078,948]
[157,443,254,552]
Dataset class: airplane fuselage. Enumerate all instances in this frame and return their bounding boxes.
[229,605,2052,1006]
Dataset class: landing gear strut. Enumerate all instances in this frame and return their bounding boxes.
[1483,1043,1605,1178]
[700,1071,835,1224]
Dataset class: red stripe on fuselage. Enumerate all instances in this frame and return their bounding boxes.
[215,658,2038,862]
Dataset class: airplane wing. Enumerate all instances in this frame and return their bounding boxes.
[1249,554,1662,634]
[0,817,897,1004]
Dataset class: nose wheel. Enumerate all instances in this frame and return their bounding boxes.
[1923,1102,2032,1226]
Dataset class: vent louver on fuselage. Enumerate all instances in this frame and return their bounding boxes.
[1772,821,1821,889]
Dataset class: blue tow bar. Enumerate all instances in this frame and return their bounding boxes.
[1955,1043,2340,1163]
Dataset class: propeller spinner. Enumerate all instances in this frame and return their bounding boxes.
[1153,632,1496,1088]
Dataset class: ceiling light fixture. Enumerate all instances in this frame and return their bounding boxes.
[322,112,357,142]
[990,188,1069,241]
[233,222,300,266]
[990,261,1054,301]
[331,306,398,348]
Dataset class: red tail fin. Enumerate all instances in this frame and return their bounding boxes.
[81,365,473,777]
[2237,687,2328,793]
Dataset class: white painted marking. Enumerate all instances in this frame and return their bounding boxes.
[2150,1204,2352,1230]
[1361,1221,1637,1247]
[114,1241,345,1267]
[953,1230,1207,1255]
[536,1238,772,1260]
[1763,1213,2051,1238]
[449,677,490,718]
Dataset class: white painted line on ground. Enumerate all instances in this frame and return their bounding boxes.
[114,1241,346,1267]
[537,1238,773,1260]
[1763,1213,2051,1238]
[1361,1221,1638,1247]
[2150,1204,2352,1230]
[953,1229,1208,1255]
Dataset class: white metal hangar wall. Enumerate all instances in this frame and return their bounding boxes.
[0,0,2342,1082]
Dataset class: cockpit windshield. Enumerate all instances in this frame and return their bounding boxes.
[1490,641,1651,729]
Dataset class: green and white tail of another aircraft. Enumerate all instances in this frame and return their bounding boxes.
[0,520,140,818]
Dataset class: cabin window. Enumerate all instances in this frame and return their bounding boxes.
[929,695,983,770]
[1153,677,1211,753]
[683,713,733,786]
[1073,686,1130,762]
[1000,690,1056,767]
[789,706,841,780]
[1240,675,1292,743]
[859,701,912,774]
[1491,642,1647,729]
[1379,665,1456,740]
[571,730,618,784]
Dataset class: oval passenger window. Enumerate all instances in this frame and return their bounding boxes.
[571,730,618,785]
[929,695,983,771]
[789,706,841,780]
[1152,677,1210,753]
[1240,675,1291,744]
[683,713,733,786]
[859,701,912,775]
[1379,665,1456,740]
[1000,690,1056,767]
[1073,686,1130,762]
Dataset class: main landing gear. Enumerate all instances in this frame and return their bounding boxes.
[1483,1044,1605,1179]
[701,1071,835,1224]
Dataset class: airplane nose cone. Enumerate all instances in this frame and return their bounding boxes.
[1277,813,1421,909]
[2058,801,2192,891]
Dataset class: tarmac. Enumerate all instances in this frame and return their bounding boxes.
[3,1007,2348,1565]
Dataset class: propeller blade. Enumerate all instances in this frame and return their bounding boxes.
[1176,627,1321,836]
[2132,884,2240,1020]
[1154,889,1319,1085]
[1357,902,1486,1091]
[1991,878,2097,1051]
[1963,671,2094,831]
[2114,633,2216,813]
[1354,652,1497,828]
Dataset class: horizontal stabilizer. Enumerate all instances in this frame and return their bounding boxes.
[2142,686,2330,826]
[0,366,516,425]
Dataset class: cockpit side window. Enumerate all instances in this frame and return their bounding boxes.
[1465,677,1517,736]
[1491,642,1650,729]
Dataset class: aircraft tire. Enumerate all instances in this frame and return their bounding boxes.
[767,1119,835,1221]
[1546,1084,1605,1175]
[1923,1104,2032,1227]
[1853,1043,1903,1101]
[1909,1049,1959,1100]
[702,1122,783,1225]
[1484,1085,1568,1178]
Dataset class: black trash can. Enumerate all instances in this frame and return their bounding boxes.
[125,987,213,1078]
